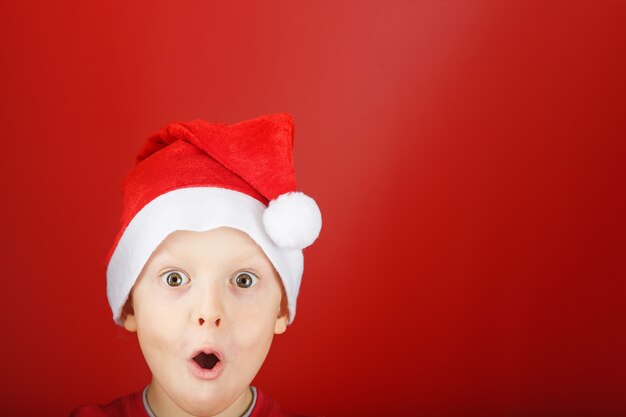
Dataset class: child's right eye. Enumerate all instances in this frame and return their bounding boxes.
[161,271,190,287]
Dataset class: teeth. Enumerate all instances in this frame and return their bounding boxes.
[193,352,220,370]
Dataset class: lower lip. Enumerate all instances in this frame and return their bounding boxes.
[189,358,224,380]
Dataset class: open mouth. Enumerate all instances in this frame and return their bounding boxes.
[193,352,220,370]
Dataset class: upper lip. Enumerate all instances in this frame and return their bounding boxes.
[190,346,223,362]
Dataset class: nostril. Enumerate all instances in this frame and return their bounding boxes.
[198,317,220,327]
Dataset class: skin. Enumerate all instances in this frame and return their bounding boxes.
[124,227,288,417]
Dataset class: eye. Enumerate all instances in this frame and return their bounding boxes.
[231,271,258,289]
[161,271,190,287]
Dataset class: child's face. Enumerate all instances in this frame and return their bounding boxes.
[123,227,288,416]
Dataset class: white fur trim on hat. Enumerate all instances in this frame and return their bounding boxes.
[107,187,303,325]
[263,192,322,250]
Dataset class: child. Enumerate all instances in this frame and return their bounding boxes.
[72,114,322,417]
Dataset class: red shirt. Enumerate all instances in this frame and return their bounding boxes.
[71,387,315,417]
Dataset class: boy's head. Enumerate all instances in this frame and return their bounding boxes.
[105,114,321,414]
[123,227,287,415]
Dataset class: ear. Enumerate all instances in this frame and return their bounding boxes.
[274,296,289,334]
[124,313,137,333]
[123,312,137,332]
[121,298,137,332]
[274,313,288,334]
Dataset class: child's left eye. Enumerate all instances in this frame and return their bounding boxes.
[231,271,258,289]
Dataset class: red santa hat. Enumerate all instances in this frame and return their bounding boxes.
[106,113,321,325]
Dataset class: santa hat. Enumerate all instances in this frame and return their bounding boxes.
[106,113,321,325]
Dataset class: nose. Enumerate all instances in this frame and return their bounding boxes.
[194,285,223,329]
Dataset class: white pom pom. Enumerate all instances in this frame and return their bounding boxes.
[263,192,322,249]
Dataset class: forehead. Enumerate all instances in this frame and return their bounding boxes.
[151,227,268,263]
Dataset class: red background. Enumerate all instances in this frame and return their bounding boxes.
[1,2,625,416]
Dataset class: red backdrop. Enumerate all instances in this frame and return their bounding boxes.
[1,2,625,416]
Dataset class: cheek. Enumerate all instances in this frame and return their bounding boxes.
[134,299,186,356]
[227,288,280,324]
[228,322,276,381]
[227,299,279,354]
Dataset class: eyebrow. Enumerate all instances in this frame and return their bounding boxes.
[149,244,177,262]
[219,250,269,268]
[150,243,268,269]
